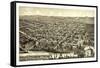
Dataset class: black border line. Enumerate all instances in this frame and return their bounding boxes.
[96,6,98,62]
[10,1,98,67]
[10,1,16,66]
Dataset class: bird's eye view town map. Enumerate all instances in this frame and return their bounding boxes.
[18,6,96,62]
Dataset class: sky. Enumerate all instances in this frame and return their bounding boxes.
[19,6,95,17]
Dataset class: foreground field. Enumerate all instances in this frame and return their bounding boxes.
[20,51,78,61]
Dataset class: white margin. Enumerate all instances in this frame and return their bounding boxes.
[16,3,97,65]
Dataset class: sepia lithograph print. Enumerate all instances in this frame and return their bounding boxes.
[19,7,95,61]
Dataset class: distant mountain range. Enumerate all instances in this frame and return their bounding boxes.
[19,15,94,24]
